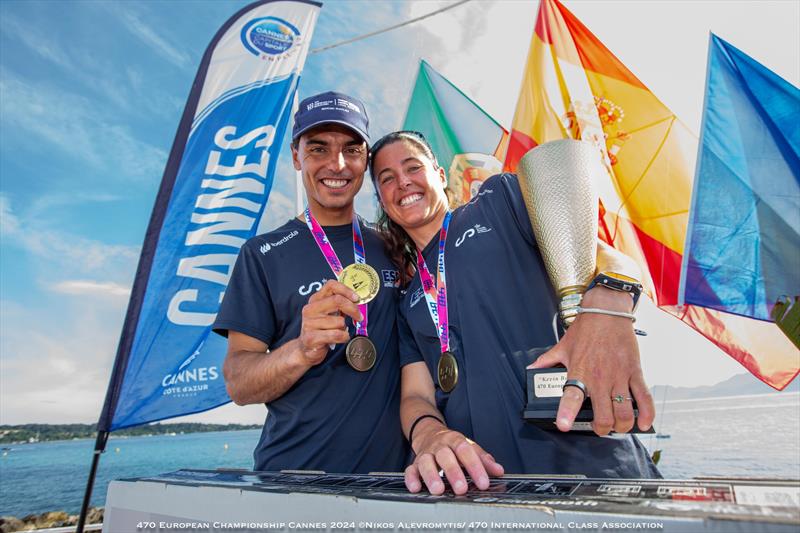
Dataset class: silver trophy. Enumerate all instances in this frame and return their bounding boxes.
[519,142,653,433]
[517,139,602,327]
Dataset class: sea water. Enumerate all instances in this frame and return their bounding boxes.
[1,393,798,517]
[639,391,800,479]
[0,429,258,517]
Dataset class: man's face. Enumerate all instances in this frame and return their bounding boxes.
[292,125,367,216]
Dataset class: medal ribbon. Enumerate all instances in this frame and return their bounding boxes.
[304,208,368,336]
[415,211,452,354]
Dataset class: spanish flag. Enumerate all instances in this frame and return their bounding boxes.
[505,0,798,389]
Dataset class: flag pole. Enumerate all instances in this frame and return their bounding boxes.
[293,91,303,214]
[76,431,109,533]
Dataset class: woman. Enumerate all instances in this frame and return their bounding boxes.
[368,131,660,495]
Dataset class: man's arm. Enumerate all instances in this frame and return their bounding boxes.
[223,280,362,405]
[401,362,503,495]
[223,334,308,405]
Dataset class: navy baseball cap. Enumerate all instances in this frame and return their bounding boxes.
[292,91,370,144]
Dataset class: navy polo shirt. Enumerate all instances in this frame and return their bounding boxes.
[398,173,660,478]
[214,218,408,473]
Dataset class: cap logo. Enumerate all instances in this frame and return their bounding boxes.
[337,98,362,114]
[307,99,334,111]
[305,98,361,114]
[293,91,369,142]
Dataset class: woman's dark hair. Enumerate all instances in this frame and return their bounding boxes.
[368,131,439,287]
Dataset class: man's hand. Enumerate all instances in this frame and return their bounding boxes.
[528,286,654,436]
[298,280,361,366]
[405,418,504,496]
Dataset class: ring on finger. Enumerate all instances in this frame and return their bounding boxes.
[563,378,588,398]
[611,394,633,403]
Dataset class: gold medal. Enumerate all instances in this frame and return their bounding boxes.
[339,263,380,305]
[437,351,458,392]
[346,335,377,372]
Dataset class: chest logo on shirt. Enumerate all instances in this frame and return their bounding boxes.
[455,223,492,248]
[409,288,424,309]
[298,278,330,296]
[260,230,300,254]
[381,269,400,288]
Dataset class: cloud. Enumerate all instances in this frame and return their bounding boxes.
[169,402,266,425]
[0,12,185,120]
[0,299,123,424]
[256,188,296,235]
[0,198,130,425]
[0,195,21,235]
[0,70,168,183]
[50,280,131,298]
[26,192,122,220]
[107,3,192,70]
[0,14,77,72]
[406,0,536,127]
[1,194,140,282]
[30,231,140,277]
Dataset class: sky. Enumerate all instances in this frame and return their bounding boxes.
[0,0,798,426]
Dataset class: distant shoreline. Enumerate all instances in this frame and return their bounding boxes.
[657,390,800,405]
[0,423,261,446]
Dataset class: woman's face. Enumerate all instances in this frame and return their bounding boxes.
[372,140,449,232]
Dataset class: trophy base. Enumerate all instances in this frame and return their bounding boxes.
[524,367,654,434]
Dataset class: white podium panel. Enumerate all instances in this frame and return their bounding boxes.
[104,470,800,533]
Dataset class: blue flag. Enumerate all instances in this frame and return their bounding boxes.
[99,0,322,431]
[680,33,800,322]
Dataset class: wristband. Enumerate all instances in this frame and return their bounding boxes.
[576,306,636,322]
[587,272,642,313]
[408,414,444,445]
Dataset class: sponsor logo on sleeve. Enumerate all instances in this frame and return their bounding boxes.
[260,229,299,254]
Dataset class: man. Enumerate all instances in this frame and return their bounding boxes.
[212,91,408,473]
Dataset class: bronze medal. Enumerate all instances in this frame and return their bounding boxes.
[437,351,458,392]
[346,335,377,372]
[339,263,380,305]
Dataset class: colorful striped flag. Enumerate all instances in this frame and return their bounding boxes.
[680,34,799,333]
[403,60,508,206]
[505,0,798,389]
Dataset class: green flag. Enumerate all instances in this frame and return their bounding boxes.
[403,60,508,205]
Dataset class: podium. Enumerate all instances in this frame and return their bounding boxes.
[104,469,799,532]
